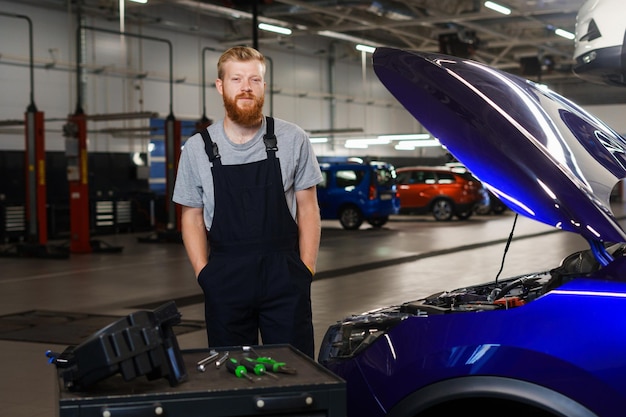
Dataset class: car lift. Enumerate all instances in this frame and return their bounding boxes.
[67,23,185,249]
[137,48,218,245]
[0,12,69,259]
[137,47,219,245]
[136,113,183,244]
[58,22,146,255]
[62,111,141,254]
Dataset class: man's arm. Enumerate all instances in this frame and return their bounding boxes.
[180,205,209,277]
[295,186,321,274]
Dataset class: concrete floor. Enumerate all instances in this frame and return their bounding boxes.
[2,206,615,417]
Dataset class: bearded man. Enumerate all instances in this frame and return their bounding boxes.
[173,46,322,358]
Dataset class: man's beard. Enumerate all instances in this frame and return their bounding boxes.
[223,93,265,127]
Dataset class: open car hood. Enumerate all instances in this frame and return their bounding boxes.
[373,48,626,244]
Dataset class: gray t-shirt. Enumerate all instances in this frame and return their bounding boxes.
[173,117,323,230]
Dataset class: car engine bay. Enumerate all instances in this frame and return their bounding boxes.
[319,242,626,363]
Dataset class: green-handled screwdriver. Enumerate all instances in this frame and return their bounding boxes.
[254,357,297,374]
[226,358,255,382]
[242,357,279,379]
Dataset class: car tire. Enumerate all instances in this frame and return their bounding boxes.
[339,206,364,230]
[431,199,454,221]
[367,216,389,228]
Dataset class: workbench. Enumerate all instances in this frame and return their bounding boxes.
[58,345,346,417]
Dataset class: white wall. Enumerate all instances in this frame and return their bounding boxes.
[0,0,432,159]
[1,0,625,161]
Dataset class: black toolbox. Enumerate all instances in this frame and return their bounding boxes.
[58,345,346,417]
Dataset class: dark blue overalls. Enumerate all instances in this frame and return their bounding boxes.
[197,117,315,358]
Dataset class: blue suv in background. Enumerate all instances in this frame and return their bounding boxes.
[317,160,400,230]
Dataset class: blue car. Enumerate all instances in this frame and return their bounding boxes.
[318,47,626,417]
[317,161,400,230]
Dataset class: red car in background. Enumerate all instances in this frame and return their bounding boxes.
[395,165,483,221]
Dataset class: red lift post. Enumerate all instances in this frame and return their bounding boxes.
[63,112,91,253]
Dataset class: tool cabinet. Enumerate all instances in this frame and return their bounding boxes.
[58,345,346,417]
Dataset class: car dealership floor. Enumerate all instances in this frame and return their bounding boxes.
[3,204,625,417]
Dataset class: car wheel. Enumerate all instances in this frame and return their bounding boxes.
[431,199,454,221]
[367,216,389,228]
[339,206,364,230]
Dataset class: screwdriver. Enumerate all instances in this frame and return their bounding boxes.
[242,357,279,379]
[226,358,255,382]
[253,357,297,374]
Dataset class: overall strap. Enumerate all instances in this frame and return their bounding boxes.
[201,117,275,162]
[263,116,278,154]
[199,128,221,163]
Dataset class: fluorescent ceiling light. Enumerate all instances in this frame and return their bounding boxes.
[484,1,511,15]
[309,137,328,143]
[395,139,441,149]
[344,142,369,149]
[356,44,376,53]
[129,0,148,3]
[378,133,430,140]
[344,137,391,149]
[395,143,417,151]
[346,138,390,146]
[258,23,292,35]
[555,28,575,40]
[318,30,383,47]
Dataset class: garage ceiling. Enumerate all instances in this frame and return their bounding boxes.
[10,0,626,105]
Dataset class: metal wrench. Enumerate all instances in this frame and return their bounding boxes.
[215,351,230,368]
[196,350,219,372]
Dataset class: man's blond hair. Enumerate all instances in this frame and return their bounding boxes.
[217,46,266,80]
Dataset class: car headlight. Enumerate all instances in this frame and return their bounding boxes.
[318,311,408,365]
